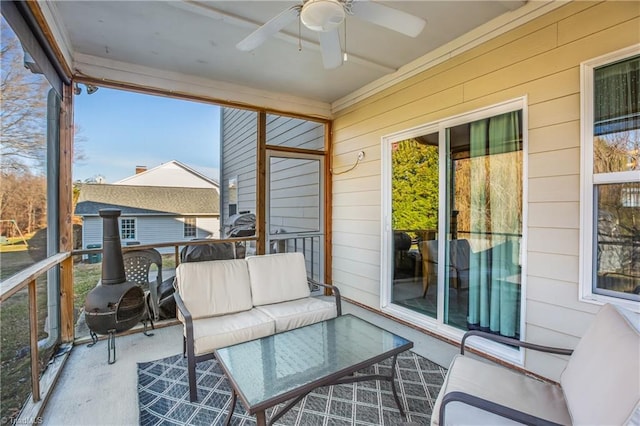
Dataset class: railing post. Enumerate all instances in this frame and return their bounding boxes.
[175,246,180,267]
[60,256,75,342]
[28,279,41,402]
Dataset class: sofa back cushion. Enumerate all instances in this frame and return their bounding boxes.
[175,259,253,320]
[246,253,310,306]
[560,303,640,425]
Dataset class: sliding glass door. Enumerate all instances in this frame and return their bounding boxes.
[385,101,524,340]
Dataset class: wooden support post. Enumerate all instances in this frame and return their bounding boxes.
[324,121,333,290]
[59,83,75,343]
[175,246,180,267]
[256,111,267,255]
[28,279,41,402]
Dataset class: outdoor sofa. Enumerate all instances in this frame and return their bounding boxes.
[432,303,640,425]
[174,252,342,402]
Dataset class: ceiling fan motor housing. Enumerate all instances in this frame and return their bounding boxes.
[300,0,346,32]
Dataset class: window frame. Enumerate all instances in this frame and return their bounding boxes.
[119,218,136,241]
[183,217,197,238]
[579,44,640,312]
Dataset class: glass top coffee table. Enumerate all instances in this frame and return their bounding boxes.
[214,314,414,426]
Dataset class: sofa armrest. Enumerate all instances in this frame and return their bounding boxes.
[461,330,573,356]
[440,391,564,426]
[308,279,342,317]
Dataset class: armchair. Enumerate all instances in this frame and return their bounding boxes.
[432,303,640,425]
[420,239,471,297]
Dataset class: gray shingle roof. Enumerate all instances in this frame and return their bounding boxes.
[75,184,219,216]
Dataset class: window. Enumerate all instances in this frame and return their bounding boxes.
[228,177,238,217]
[581,46,640,309]
[184,217,196,238]
[120,218,136,240]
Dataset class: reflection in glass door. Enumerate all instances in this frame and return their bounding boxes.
[390,132,439,319]
[266,151,324,283]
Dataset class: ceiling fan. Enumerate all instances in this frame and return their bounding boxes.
[236,0,426,69]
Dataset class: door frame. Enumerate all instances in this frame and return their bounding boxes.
[265,149,326,283]
[380,97,528,365]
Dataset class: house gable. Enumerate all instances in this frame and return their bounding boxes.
[114,160,219,190]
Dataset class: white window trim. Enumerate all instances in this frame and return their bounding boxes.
[579,44,640,313]
[120,217,137,241]
[380,97,528,366]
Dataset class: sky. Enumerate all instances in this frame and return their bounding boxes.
[73,86,220,183]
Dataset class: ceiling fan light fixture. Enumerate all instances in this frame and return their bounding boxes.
[300,0,345,32]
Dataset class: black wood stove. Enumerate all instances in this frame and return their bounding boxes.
[84,209,147,363]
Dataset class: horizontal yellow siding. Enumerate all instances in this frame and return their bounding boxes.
[331,0,640,380]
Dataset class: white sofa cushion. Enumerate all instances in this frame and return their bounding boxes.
[432,355,571,426]
[191,308,274,356]
[256,297,337,333]
[246,253,310,306]
[560,303,640,425]
[176,259,253,320]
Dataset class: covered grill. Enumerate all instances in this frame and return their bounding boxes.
[223,212,256,238]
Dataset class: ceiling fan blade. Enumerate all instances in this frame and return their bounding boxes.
[318,29,343,69]
[352,1,426,38]
[236,6,300,51]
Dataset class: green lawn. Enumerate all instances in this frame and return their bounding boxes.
[1,276,52,422]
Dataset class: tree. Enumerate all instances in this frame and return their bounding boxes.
[1,18,50,173]
[0,170,46,235]
[391,139,439,233]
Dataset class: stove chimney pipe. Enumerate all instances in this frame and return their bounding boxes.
[100,209,126,285]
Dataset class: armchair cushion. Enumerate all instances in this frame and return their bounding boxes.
[560,303,640,425]
[433,355,571,425]
[246,253,310,306]
[256,297,337,333]
[175,259,252,320]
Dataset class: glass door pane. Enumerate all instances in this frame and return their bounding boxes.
[446,111,523,338]
[390,133,439,319]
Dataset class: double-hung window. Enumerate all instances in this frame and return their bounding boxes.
[120,218,136,241]
[581,46,640,310]
[184,217,196,238]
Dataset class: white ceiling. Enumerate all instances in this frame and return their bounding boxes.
[49,1,529,106]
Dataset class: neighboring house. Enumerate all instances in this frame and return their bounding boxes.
[75,184,220,254]
[114,160,219,190]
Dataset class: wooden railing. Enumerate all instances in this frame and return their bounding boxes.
[0,252,71,403]
[71,236,258,264]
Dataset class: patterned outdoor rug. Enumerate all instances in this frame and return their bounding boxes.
[138,351,447,425]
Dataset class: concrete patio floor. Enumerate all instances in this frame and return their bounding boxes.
[40,301,460,425]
